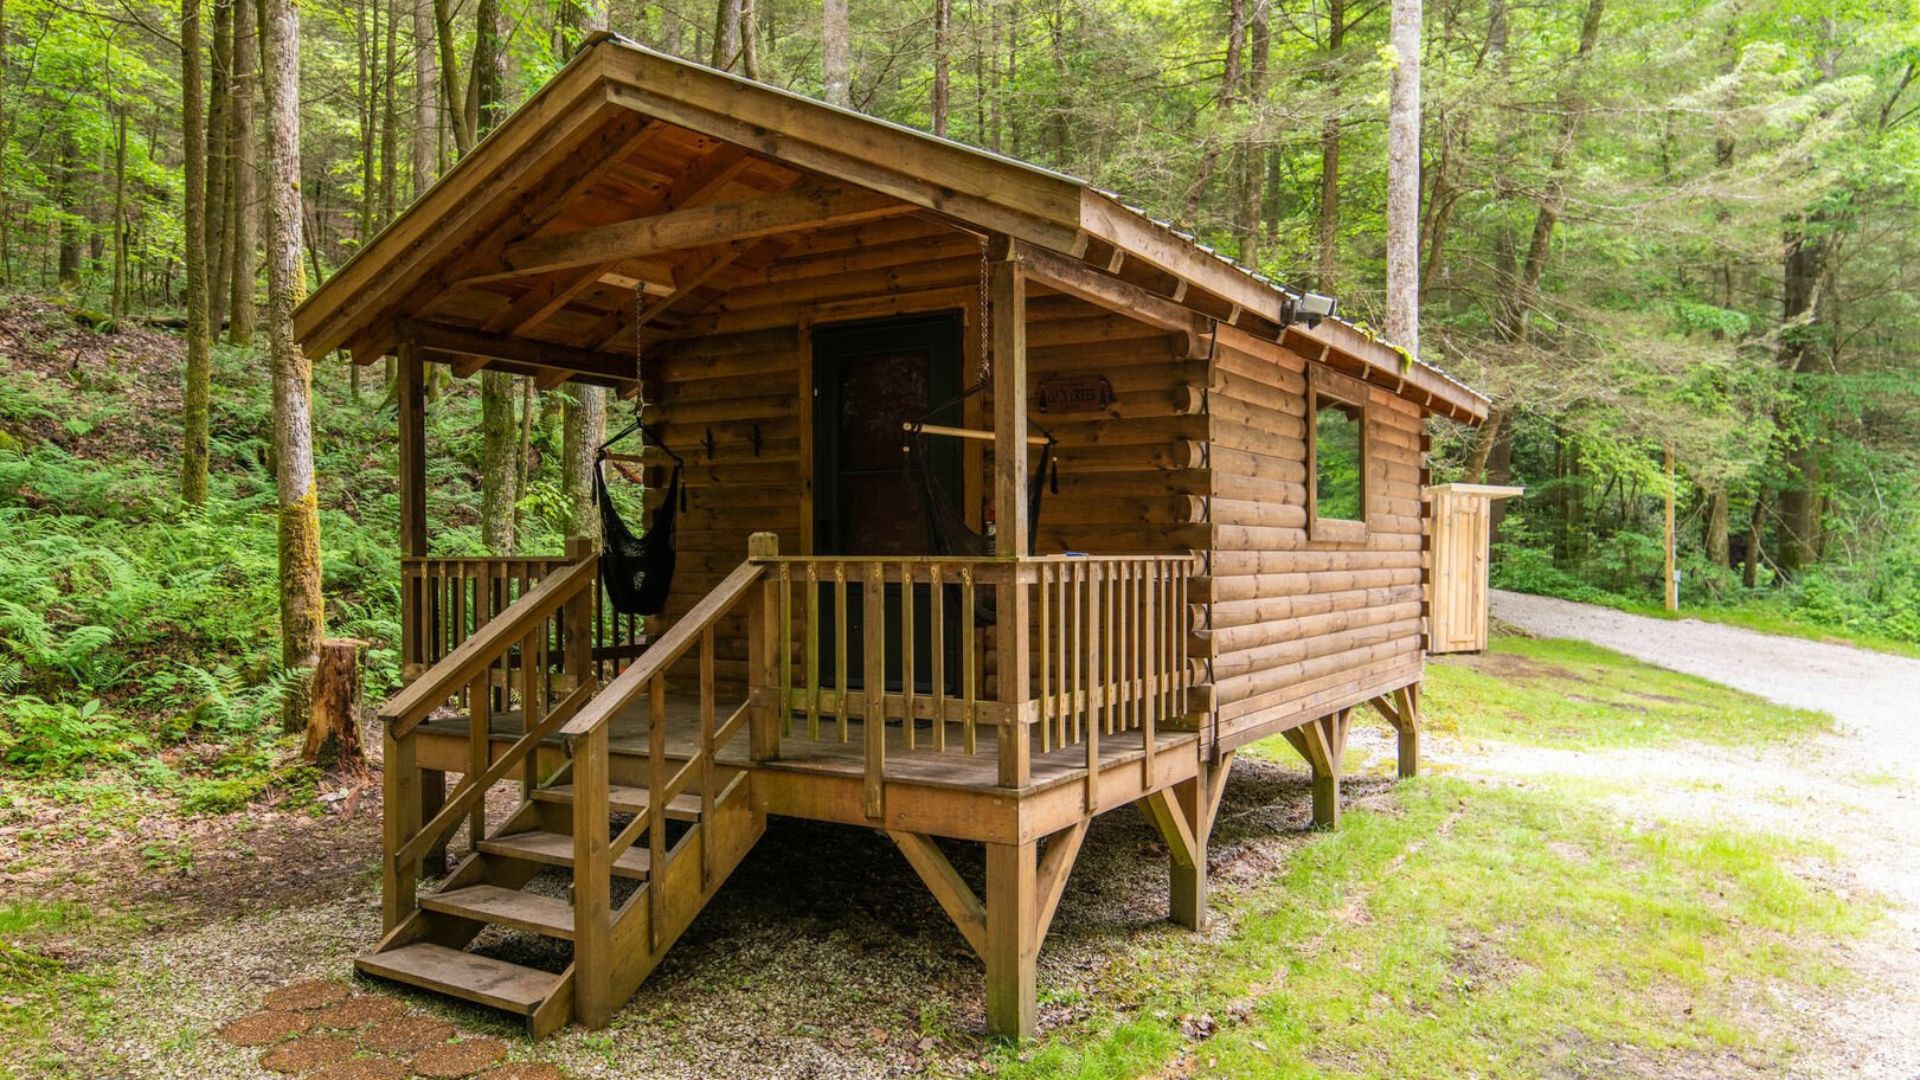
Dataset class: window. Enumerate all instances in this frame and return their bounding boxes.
[1308,368,1369,542]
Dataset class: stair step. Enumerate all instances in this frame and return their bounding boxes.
[477,830,652,879]
[532,783,704,821]
[420,884,575,940]
[355,942,563,1016]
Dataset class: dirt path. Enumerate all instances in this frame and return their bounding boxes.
[1488,590,1920,1079]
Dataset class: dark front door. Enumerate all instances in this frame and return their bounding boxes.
[812,312,964,693]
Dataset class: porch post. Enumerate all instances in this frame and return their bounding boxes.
[990,240,1031,789]
[396,342,445,876]
[989,240,1028,558]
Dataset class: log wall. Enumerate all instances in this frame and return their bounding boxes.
[1200,328,1427,750]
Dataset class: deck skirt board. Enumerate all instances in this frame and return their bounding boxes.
[478,830,652,878]
[421,884,577,939]
[355,942,564,1014]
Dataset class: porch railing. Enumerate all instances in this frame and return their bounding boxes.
[748,546,1200,813]
[401,547,646,685]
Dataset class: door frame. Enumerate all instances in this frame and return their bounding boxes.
[796,294,984,556]
[809,309,966,556]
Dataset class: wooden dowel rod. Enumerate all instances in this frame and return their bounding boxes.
[904,421,1050,446]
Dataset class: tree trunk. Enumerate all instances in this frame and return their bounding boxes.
[933,0,951,136]
[412,0,439,194]
[381,0,399,223]
[1775,223,1832,575]
[1316,0,1344,293]
[1384,0,1420,354]
[481,370,519,555]
[435,0,473,155]
[471,0,506,138]
[182,0,213,506]
[513,376,535,540]
[56,132,82,288]
[822,0,849,104]
[1743,489,1766,588]
[110,111,129,323]
[229,0,259,345]
[1236,0,1268,267]
[304,639,367,769]
[740,0,761,78]
[264,0,324,731]
[1705,484,1730,566]
[712,0,742,70]
[358,0,378,243]
[1502,0,1605,345]
[207,0,234,329]
[562,384,605,543]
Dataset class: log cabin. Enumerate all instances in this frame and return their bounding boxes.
[293,32,1491,1041]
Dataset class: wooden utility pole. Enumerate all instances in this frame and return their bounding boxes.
[1664,440,1678,612]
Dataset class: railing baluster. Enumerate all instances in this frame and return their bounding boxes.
[961,565,976,756]
[834,563,849,744]
[1036,564,1050,754]
[468,670,490,850]
[1141,563,1156,779]
[930,564,946,752]
[863,563,886,819]
[699,628,715,890]
[805,562,820,740]
[648,676,668,953]
[778,563,793,741]
[901,563,916,751]
[520,630,541,800]
[1084,562,1099,811]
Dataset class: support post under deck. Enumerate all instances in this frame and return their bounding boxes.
[985,839,1038,1039]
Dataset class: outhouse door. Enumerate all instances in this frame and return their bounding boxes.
[1426,484,1524,654]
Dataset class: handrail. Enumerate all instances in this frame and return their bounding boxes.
[381,557,599,734]
[557,558,767,738]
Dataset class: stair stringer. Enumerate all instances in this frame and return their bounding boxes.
[599,770,766,1018]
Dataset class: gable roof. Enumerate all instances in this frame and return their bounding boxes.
[295,33,1487,423]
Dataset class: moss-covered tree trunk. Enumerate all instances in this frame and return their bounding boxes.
[562,384,604,545]
[227,0,258,345]
[263,0,323,731]
[181,0,213,506]
[480,370,519,555]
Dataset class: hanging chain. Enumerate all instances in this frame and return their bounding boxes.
[976,238,991,384]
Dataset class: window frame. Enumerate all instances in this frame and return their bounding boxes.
[1306,364,1371,545]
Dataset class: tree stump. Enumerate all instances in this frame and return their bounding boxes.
[304,638,368,769]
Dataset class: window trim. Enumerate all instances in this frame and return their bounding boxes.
[1306,364,1371,544]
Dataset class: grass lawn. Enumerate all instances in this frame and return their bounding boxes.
[990,637,1863,1079]
[1419,636,1832,750]
[1609,600,1920,661]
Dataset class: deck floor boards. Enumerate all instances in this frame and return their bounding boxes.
[416,693,1197,794]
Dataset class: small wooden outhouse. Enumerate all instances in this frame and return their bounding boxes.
[293,33,1491,1040]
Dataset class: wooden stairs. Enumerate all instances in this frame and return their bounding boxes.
[360,552,773,1035]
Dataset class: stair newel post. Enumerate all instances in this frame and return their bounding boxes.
[382,722,419,932]
[570,721,613,1027]
[698,626,716,891]
[746,532,781,762]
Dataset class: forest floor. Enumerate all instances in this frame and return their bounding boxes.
[5,620,1910,1079]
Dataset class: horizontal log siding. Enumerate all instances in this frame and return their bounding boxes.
[1203,334,1427,749]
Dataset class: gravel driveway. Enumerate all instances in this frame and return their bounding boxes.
[1488,589,1920,1079]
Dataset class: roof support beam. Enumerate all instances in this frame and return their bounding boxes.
[1013,240,1211,359]
[480,181,912,282]
[400,320,637,388]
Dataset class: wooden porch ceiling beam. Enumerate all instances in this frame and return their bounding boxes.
[400,319,637,387]
[502,145,762,340]
[476,181,912,283]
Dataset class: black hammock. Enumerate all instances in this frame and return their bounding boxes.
[902,381,1058,624]
[594,418,684,617]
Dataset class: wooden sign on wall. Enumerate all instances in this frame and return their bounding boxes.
[1035,374,1115,413]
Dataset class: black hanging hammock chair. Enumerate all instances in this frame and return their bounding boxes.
[594,417,684,617]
